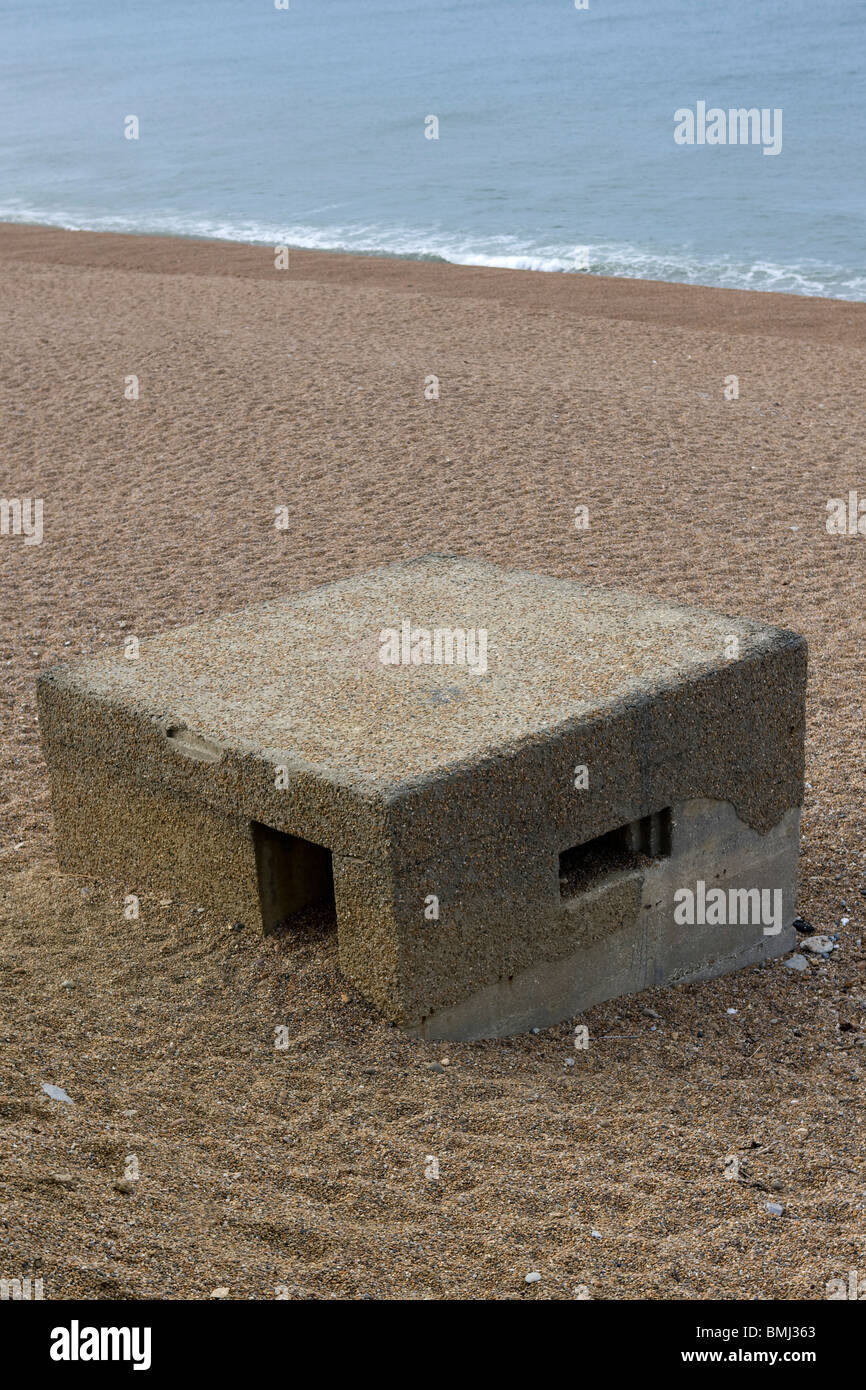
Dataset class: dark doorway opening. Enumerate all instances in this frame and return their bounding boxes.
[252,822,335,933]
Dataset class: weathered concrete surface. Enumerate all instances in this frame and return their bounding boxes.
[409,799,800,1040]
[37,555,807,1036]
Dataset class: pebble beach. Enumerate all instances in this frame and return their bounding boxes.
[1,224,864,1300]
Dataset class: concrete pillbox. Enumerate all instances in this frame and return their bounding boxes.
[37,556,807,1039]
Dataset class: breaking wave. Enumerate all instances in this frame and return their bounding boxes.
[2,201,864,302]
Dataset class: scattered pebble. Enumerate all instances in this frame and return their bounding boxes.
[802,935,837,955]
[785,954,809,971]
[113,1179,136,1194]
[525,1271,541,1283]
[766,1202,784,1216]
[41,1083,74,1104]
[211,1287,230,1299]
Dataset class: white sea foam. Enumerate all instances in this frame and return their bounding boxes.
[1,202,863,302]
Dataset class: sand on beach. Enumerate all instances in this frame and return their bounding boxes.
[0,224,864,1300]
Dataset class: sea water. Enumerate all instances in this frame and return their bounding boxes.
[0,0,863,299]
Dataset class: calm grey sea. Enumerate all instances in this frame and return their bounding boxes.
[1,0,863,298]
